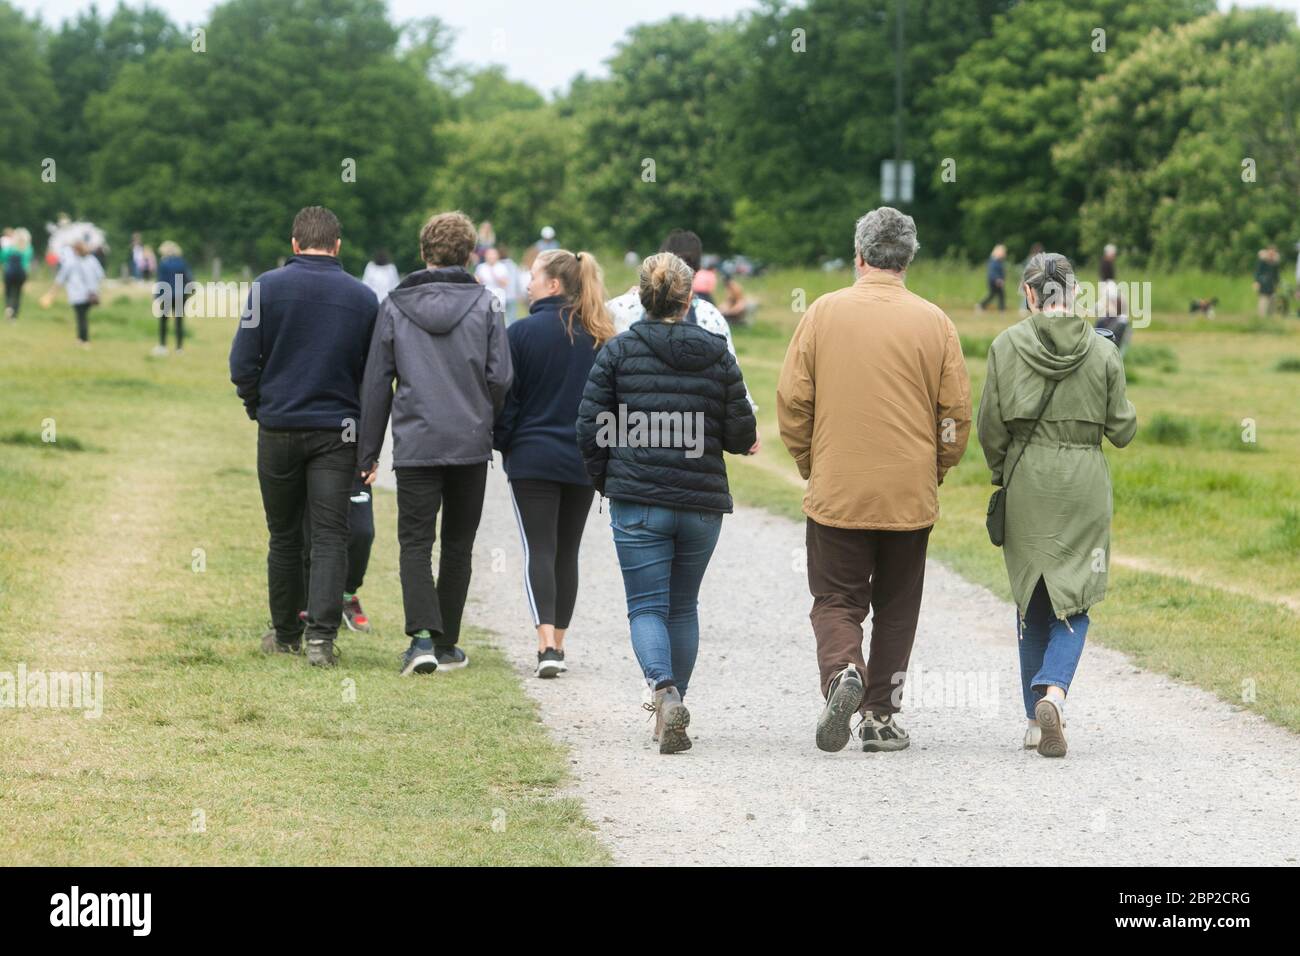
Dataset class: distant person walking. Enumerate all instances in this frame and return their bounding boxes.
[577,252,758,753]
[474,246,511,314]
[362,249,400,303]
[978,252,1136,758]
[778,206,972,755]
[494,248,612,678]
[153,240,191,355]
[2,228,33,320]
[229,206,378,666]
[1254,245,1281,317]
[44,241,105,346]
[976,243,1007,312]
[357,211,512,676]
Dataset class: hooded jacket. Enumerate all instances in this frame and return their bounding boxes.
[978,311,1137,619]
[357,266,511,470]
[577,318,756,513]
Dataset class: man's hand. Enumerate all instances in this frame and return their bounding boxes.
[360,467,378,487]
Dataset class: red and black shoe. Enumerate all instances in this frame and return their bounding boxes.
[342,594,371,632]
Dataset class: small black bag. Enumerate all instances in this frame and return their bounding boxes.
[986,379,1058,548]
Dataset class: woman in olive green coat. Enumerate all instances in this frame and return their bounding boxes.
[978,252,1136,758]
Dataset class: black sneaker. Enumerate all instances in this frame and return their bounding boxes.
[306,638,338,667]
[816,664,864,752]
[556,648,567,672]
[859,712,910,752]
[435,645,468,670]
[260,628,301,655]
[536,647,562,679]
[400,637,438,676]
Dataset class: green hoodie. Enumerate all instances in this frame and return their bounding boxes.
[977,311,1137,618]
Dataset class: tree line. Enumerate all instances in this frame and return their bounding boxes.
[1,0,1296,274]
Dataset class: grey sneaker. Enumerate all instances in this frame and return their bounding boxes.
[859,712,910,752]
[653,685,691,755]
[1034,697,1067,757]
[307,638,338,667]
[816,664,864,753]
[260,628,301,655]
[400,637,438,676]
[434,644,468,670]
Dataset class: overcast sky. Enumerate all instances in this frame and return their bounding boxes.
[14,0,1300,96]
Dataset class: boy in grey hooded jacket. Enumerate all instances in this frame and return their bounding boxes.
[358,212,512,675]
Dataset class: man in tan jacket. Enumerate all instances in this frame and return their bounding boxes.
[777,206,971,754]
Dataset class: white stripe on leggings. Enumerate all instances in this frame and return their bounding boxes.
[508,483,541,627]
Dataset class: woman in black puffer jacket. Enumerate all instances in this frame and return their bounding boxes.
[577,252,758,754]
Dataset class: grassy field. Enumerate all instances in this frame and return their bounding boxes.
[674,262,1300,734]
[0,288,607,865]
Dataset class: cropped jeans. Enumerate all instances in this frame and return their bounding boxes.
[1017,576,1089,718]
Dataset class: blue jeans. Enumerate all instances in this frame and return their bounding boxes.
[609,499,723,697]
[1017,576,1089,718]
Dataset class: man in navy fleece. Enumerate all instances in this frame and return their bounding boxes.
[230,206,378,666]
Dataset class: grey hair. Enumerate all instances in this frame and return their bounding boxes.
[1022,252,1076,312]
[854,206,919,271]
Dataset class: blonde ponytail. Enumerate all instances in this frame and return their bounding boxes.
[536,249,615,347]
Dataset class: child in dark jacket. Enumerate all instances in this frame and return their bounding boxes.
[494,249,614,679]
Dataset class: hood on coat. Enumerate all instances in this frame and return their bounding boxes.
[629,319,728,372]
[1007,312,1095,380]
[388,266,491,335]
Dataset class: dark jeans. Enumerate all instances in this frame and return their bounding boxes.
[979,280,1005,311]
[302,475,374,597]
[806,518,932,716]
[159,309,185,349]
[4,273,24,317]
[395,463,488,642]
[257,427,355,643]
[73,302,92,342]
[508,478,594,628]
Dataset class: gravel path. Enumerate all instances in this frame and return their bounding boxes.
[390,459,1300,866]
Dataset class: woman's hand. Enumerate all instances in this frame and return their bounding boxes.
[747,435,762,456]
[360,468,378,487]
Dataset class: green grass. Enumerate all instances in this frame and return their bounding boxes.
[723,268,1300,734]
[0,298,608,865]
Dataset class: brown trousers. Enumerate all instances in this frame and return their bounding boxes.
[806,518,931,715]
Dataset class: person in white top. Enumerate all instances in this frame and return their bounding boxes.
[606,229,757,414]
[474,246,512,315]
[362,249,400,303]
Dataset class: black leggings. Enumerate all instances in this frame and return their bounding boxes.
[159,310,185,349]
[4,274,25,317]
[74,303,92,342]
[509,479,594,629]
[979,280,1005,310]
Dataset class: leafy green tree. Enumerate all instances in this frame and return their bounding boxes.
[566,16,738,255]
[1059,8,1296,263]
[421,106,577,260]
[1146,35,1300,271]
[722,0,1015,264]
[931,0,1214,260]
[46,2,182,200]
[85,0,447,272]
[454,66,545,121]
[0,1,60,233]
